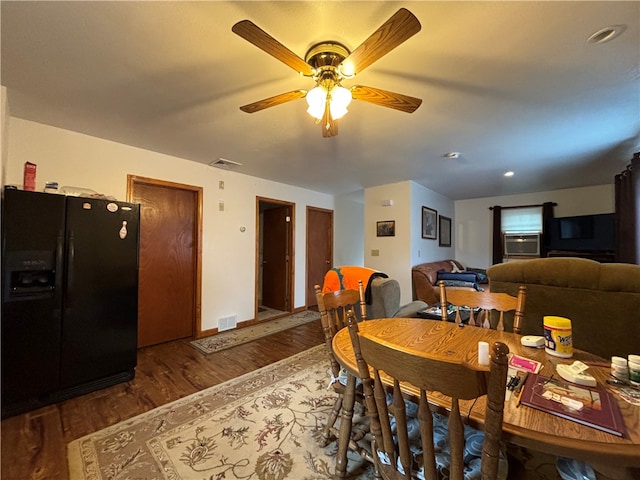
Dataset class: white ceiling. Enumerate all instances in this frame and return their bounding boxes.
[2,1,638,200]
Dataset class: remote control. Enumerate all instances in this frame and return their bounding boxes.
[556,364,597,387]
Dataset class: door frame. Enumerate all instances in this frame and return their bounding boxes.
[127,175,203,339]
[255,197,295,321]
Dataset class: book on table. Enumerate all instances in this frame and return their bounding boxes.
[519,374,626,437]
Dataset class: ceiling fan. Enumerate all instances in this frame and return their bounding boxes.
[232,8,422,137]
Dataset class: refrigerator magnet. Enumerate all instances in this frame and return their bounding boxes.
[106,202,119,213]
[119,221,128,239]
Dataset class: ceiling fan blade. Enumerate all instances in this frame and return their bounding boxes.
[321,102,338,137]
[232,20,314,76]
[351,85,422,113]
[341,8,421,76]
[239,90,307,114]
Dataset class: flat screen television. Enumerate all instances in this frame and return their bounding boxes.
[546,214,615,252]
[559,216,594,240]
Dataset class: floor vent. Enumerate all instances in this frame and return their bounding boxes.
[218,314,237,332]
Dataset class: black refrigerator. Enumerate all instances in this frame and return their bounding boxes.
[1,187,139,417]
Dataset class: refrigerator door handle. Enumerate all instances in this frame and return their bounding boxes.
[66,231,75,307]
[54,229,64,316]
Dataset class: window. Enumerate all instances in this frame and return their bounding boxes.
[501,206,543,234]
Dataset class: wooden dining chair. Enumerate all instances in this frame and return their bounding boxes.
[314,281,371,477]
[439,281,526,334]
[346,316,510,480]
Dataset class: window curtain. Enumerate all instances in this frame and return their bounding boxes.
[540,202,555,258]
[615,152,639,264]
[491,206,502,265]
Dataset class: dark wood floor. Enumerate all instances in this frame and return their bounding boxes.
[1,319,325,480]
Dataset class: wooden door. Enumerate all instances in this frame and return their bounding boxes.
[261,205,291,311]
[127,176,202,347]
[306,207,333,307]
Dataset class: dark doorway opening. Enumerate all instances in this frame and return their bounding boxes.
[256,197,294,321]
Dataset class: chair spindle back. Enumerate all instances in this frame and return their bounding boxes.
[439,281,526,333]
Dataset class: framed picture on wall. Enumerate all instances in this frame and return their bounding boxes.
[377,220,395,237]
[422,206,437,239]
[439,215,452,247]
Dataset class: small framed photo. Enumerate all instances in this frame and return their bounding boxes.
[421,206,437,239]
[439,215,452,247]
[376,220,395,237]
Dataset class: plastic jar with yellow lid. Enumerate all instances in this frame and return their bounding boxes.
[544,316,573,358]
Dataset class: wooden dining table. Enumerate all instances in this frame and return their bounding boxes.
[332,318,640,472]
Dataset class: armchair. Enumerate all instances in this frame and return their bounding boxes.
[367,277,427,319]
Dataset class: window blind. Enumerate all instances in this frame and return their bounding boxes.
[501,206,543,233]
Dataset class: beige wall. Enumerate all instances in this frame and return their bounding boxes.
[4,117,338,332]
[3,114,616,318]
[360,178,615,303]
[1,87,8,187]
[364,181,457,305]
[364,182,413,300]
[454,185,615,269]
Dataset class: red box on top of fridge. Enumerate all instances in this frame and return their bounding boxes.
[23,162,37,191]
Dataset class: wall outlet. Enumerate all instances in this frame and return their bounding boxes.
[219,180,224,190]
[219,200,224,211]
[371,249,380,256]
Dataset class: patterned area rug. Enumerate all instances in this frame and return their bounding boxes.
[190,310,321,354]
[67,345,372,480]
[67,344,570,480]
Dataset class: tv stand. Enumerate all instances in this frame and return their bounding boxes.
[546,250,616,263]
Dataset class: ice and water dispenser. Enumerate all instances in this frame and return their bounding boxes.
[3,250,57,302]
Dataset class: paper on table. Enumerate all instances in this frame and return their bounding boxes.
[509,354,542,374]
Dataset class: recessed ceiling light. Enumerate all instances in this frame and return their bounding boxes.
[443,152,460,159]
[587,25,626,44]
[504,171,515,177]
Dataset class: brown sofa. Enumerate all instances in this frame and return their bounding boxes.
[487,257,640,360]
[411,259,466,305]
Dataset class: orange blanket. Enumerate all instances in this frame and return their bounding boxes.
[322,266,389,306]
[322,266,379,293]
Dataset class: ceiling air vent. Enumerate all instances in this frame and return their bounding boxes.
[209,158,243,170]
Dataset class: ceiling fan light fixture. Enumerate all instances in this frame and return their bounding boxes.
[329,85,352,120]
[306,86,327,119]
[306,83,352,120]
[338,61,356,78]
[233,9,422,137]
